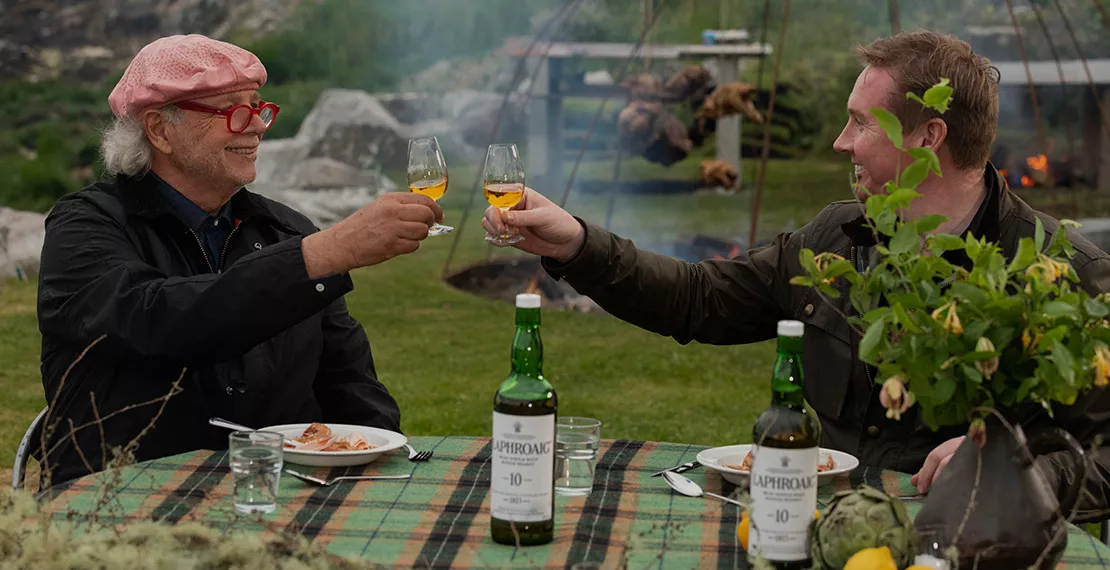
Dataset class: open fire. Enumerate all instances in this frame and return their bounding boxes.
[993,145,1087,189]
[1000,154,1050,188]
[444,236,759,312]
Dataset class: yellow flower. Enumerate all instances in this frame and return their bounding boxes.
[1022,328,1044,353]
[1094,345,1110,387]
[1026,255,1072,288]
[931,300,964,335]
[975,337,999,378]
[879,376,915,421]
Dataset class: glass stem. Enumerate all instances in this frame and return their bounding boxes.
[499,207,513,237]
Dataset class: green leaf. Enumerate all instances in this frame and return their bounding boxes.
[950,282,990,306]
[1052,340,1076,386]
[865,194,885,222]
[859,316,888,363]
[900,157,932,189]
[892,304,923,333]
[886,187,921,209]
[1085,298,1110,318]
[788,276,813,287]
[922,78,953,113]
[963,320,990,340]
[915,215,947,235]
[935,376,957,401]
[876,210,899,236]
[1035,217,1045,252]
[966,235,982,259]
[862,307,892,324]
[822,259,854,277]
[817,282,841,298]
[907,147,942,175]
[871,108,904,150]
[1042,301,1079,318]
[800,249,817,274]
[889,224,919,255]
[1007,238,1037,274]
[928,234,966,255]
[1016,377,1039,402]
[960,364,983,384]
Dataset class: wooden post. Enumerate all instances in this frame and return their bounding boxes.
[526,57,565,193]
[526,57,550,186]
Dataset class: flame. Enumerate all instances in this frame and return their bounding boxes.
[525,272,541,295]
[710,243,744,260]
[1021,175,1035,188]
[1026,154,1048,172]
[999,168,1009,179]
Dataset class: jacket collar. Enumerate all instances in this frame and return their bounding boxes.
[116,172,279,223]
[840,161,1011,248]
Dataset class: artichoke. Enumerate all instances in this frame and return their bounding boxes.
[810,485,916,570]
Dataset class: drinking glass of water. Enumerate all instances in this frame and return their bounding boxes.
[229,431,283,514]
[555,417,602,496]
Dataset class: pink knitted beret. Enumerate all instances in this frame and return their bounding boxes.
[108,34,267,118]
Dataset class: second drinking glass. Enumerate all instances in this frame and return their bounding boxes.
[407,136,453,236]
[482,143,526,245]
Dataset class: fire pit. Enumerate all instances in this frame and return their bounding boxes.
[444,258,603,313]
[444,235,762,312]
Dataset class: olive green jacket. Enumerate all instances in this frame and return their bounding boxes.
[544,165,1110,522]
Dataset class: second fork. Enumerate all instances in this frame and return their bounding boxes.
[404,443,434,462]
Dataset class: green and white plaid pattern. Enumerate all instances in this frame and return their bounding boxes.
[43,437,1110,569]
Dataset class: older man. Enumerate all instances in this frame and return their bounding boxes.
[36,34,442,484]
[483,31,1110,521]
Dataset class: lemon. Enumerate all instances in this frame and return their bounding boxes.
[843,546,897,570]
[736,510,821,552]
[737,512,751,550]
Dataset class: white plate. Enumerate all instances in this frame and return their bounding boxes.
[261,423,407,467]
[695,444,859,486]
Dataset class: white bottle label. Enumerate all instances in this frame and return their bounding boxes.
[490,411,555,522]
[748,445,818,561]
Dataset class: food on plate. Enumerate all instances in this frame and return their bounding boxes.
[296,422,332,444]
[284,422,375,451]
[726,450,835,472]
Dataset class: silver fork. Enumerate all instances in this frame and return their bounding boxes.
[283,468,410,487]
[404,443,434,462]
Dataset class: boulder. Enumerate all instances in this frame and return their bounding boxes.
[0,208,46,279]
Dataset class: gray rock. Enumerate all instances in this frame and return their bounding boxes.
[0,207,45,279]
[298,89,408,172]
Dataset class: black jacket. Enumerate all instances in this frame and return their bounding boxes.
[36,173,401,485]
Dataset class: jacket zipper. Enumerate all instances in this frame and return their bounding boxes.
[218,222,241,273]
[188,229,215,274]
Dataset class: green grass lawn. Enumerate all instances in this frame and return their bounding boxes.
[0,157,852,468]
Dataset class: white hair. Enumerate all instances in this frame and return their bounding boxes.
[100,106,184,177]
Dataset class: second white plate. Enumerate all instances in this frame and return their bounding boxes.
[695,444,859,486]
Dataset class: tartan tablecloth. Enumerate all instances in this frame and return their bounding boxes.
[43,436,1110,569]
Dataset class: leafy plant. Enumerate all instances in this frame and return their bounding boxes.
[790,79,1110,434]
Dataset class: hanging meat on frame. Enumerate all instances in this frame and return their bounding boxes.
[700,159,739,190]
[617,100,694,166]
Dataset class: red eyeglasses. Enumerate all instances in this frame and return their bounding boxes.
[174,100,281,133]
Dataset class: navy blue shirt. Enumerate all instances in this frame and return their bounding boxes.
[153,175,235,271]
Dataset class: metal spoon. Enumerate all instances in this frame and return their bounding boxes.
[662,470,745,507]
[209,417,299,448]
